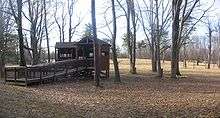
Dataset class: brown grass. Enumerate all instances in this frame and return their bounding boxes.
[0,59,219,118]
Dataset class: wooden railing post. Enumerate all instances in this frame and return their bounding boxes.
[106,69,109,79]
[4,68,7,84]
[53,66,56,82]
[33,70,36,80]
[25,67,28,87]
[14,68,17,84]
[65,64,68,79]
[40,67,42,84]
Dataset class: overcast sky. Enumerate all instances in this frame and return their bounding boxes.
[40,0,220,50]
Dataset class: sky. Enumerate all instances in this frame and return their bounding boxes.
[194,0,220,35]
[38,0,220,51]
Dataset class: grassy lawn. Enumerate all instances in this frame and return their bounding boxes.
[0,59,219,117]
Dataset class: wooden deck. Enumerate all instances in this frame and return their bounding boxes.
[4,59,107,86]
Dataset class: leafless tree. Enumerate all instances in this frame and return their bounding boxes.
[43,0,50,62]
[0,0,4,78]
[206,19,214,69]
[155,0,162,77]
[137,0,171,74]
[91,0,100,87]
[171,0,213,78]
[54,0,66,42]
[9,0,26,66]
[116,0,137,74]
[99,0,121,82]
[216,19,220,68]
[183,40,187,68]
[67,0,80,42]
[111,0,121,82]
[137,0,157,72]
[23,0,44,65]
[130,0,138,74]
[0,0,10,78]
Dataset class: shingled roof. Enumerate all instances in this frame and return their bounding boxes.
[78,36,110,45]
[55,42,77,49]
[55,36,110,49]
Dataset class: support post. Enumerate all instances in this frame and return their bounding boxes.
[14,68,17,84]
[4,68,7,84]
[25,68,28,87]
[53,66,56,82]
[54,48,57,61]
[40,68,42,84]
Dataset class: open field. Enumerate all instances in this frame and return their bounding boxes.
[0,59,219,117]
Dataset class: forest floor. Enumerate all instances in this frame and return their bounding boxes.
[0,59,219,118]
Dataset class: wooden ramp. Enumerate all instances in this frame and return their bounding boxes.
[4,59,100,86]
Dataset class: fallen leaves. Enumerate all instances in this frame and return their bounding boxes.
[0,59,219,117]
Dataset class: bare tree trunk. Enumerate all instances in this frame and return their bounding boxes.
[68,1,72,42]
[24,35,32,61]
[27,0,44,65]
[208,25,212,69]
[67,0,80,42]
[0,55,4,79]
[118,0,134,74]
[162,51,165,63]
[130,0,136,74]
[151,49,157,72]
[0,36,6,79]
[68,0,73,42]
[61,4,66,42]
[155,0,162,78]
[176,50,181,75]
[172,0,202,77]
[217,22,220,68]
[0,61,3,79]
[59,29,62,42]
[183,44,187,68]
[150,0,157,72]
[62,22,65,42]
[54,1,64,43]
[91,0,100,87]
[43,0,50,62]
[0,47,5,79]
[137,0,157,72]
[38,28,44,63]
[30,32,40,65]
[68,22,72,42]
[29,22,40,65]
[218,42,220,68]
[111,0,120,82]
[171,0,182,79]
[218,40,220,68]
[125,0,133,74]
[0,0,4,78]
[9,0,26,66]
[17,0,26,66]
[32,39,39,65]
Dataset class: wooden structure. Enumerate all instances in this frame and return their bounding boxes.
[4,59,92,86]
[4,36,110,86]
[55,36,110,78]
